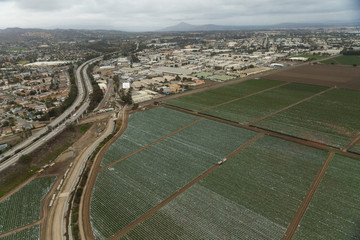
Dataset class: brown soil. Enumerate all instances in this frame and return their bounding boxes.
[77,112,112,125]
[137,56,338,108]
[282,152,335,240]
[266,64,360,90]
[109,133,264,240]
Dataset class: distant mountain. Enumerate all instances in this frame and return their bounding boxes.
[159,21,360,32]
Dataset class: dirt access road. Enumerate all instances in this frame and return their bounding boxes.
[79,106,127,240]
[108,133,264,239]
[42,116,115,240]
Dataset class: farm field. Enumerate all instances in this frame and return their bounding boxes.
[100,107,199,167]
[349,141,360,154]
[322,55,360,66]
[0,225,40,240]
[293,154,360,239]
[202,83,327,124]
[120,185,285,240]
[91,119,257,239]
[265,64,360,90]
[120,135,328,239]
[165,78,284,112]
[255,88,360,148]
[0,177,55,234]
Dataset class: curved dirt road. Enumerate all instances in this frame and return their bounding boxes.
[42,115,116,240]
[79,106,128,240]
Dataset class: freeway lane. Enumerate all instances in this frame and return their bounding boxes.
[0,56,102,172]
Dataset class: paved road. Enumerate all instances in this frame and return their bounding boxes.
[0,57,102,172]
[138,55,339,108]
[44,112,116,240]
[79,106,127,240]
[95,78,113,111]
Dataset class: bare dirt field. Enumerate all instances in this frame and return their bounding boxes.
[265,64,360,90]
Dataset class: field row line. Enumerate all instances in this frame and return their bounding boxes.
[249,87,334,125]
[282,152,335,240]
[0,220,41,238]
[99,118,204,172]
[163,104,360,161]
[109,132,264,240]
[198,82,290,112]
[343,134,360,152]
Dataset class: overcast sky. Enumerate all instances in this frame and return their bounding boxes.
[0,0,359,31]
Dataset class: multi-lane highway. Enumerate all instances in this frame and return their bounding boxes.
[0,56,102,172]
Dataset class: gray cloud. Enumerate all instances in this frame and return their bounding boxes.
[0,0,359,30]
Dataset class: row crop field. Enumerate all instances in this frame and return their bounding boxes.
[0,177,55,234]
[91,118,257,239]
[120,135,328,239]
[202,83,328,124]
[255,88,360,148]
[322,55,360,66]
[120,185,286,240]
[349,141,360,154]
[100,107,199,167]
[293,154,360,239]
[0,225,40,240]
[165,78,284,112]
